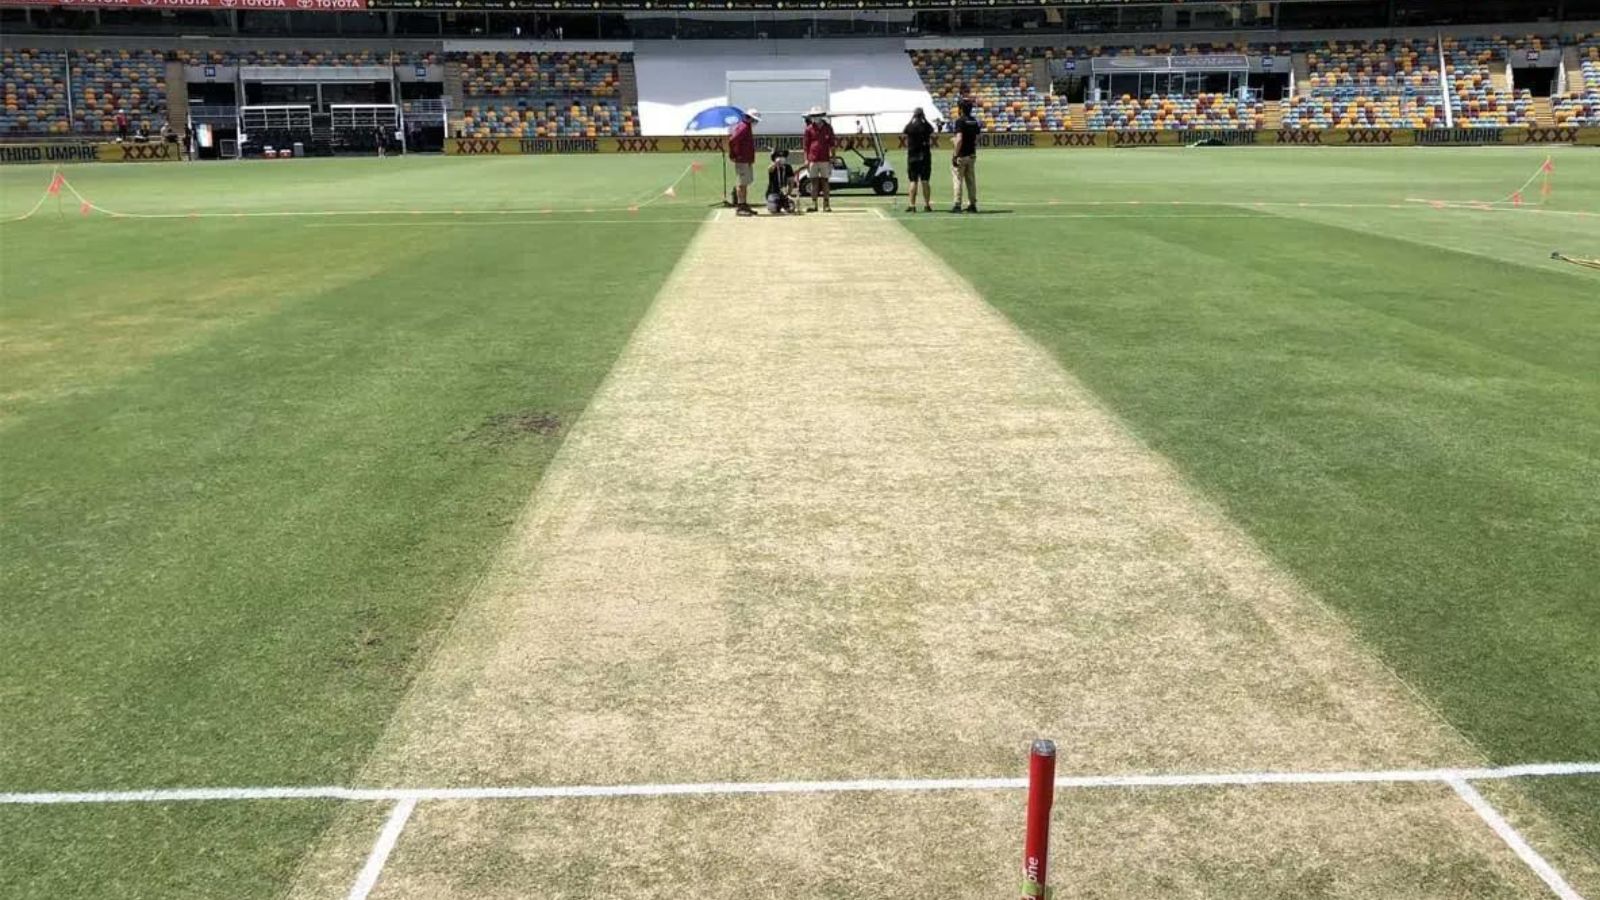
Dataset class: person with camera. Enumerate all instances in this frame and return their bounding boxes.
[902,107,935,213]
[765,148,798,214]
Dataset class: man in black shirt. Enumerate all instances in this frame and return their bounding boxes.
[765,148,797,214]
[902,107,935,213]
[951,98,981,214]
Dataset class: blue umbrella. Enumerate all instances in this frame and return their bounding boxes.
[686,105,747,132]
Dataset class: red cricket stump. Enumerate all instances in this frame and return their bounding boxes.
[1021,739,1057,899]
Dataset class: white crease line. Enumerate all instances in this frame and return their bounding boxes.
[1447,777,1584,900]
[910,213,1271,221]
[304,218,708,228]
[346,798,416,900]
[2,762,1596,806]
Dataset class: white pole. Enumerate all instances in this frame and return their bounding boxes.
[63,50,74,129]
[1438,31,1453,128]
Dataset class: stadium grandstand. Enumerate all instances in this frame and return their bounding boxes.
[456,50,637,137]
[910,48,1070,132]
[1554,32,1600,125]
[1,3,1598,148]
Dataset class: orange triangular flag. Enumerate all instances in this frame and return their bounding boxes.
[79,200,92,216]
[47,171,65,196]
[1511,191,1523,206]
[1540,157,1554,174]
[691,161,705,173]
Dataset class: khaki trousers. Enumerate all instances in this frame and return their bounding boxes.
[951,156,977,206]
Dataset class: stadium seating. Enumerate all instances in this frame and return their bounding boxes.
[1290,39,1444,128]
[70,50,167,136]
[456,52,638,137]
[1,49,70,135]
[909,48,1069,132]
[1441,37,1533,127]
[1553,34,1600,126]
[460,99,637,139]
[1085,93,1264,130]
[2,48,166,136]
[1305,38,1439,89]
[456,51,623,98]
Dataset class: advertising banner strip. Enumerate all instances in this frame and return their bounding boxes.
[0,142,181,165]
[7,129,1580,165]
[0,0,1251,8]
[0,0,369,8]
[443,127,1589,157]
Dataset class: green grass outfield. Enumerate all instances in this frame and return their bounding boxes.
[1,147,1597,897]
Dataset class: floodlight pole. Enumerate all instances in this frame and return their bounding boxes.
[1021,739,1056,899]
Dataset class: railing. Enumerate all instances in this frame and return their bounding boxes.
[240,104,314,132]
[330,104,399,130]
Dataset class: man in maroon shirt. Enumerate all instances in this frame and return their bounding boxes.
[803,106,835,213]
[728,108,760,216]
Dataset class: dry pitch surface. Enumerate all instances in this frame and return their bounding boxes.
[291,209,1594,898]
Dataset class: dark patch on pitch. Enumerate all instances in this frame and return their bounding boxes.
[462,410,563,446]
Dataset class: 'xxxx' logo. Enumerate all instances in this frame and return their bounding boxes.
[118,143,174,161]
[455,140,502,155]
[893,135,944,149]
[1344,130,1394,144]
[1276,131,1323,145]
[1521,127,1576,144]
[614,138,660,153]
[1052,133,1097,147]
[682,137,723,152]
[1112,132,1161,146]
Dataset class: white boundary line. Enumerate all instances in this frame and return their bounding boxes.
[3,762,1595,806]
[345,798,415,900]
[303,218,710,228]
[1448,777,1585,900]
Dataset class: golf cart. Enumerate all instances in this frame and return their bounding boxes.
[796,112,899,197]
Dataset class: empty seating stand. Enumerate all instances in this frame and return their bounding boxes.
[1285,39,1444,129]
[454,51,639,138]
[1,49,69,135]
[1553,34,1600,126]
[909,48,1070,132]
[1442,37,1533,127]
[71,50,167,136]
[2,48,166,137]
[1085,93,1264,130]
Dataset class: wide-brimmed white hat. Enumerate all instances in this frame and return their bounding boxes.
[744,108,762,122]
[806,105,828,117]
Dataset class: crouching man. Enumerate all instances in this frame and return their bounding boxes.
[765,148,798,214]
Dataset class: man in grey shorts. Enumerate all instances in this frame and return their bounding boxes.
[728,108,760,216]
[803,106,836,213]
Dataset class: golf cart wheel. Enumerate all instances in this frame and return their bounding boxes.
[873,176,899,196]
